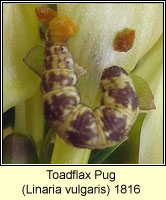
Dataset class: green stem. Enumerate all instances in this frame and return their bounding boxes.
[51,135,91,164]
[14,102,28,135]
[25,88,45,154]
[13,88,45,155]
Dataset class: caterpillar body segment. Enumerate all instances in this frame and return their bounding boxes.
[39,9,139,149]
[44,44,74,70]
[43,87,80,132]
[101,66,139,116]
[57,104,99,149]
[42,69,77,92]
[94,106,129,148]
[42,44,80,129]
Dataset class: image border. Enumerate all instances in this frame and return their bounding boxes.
[1,0,165,167]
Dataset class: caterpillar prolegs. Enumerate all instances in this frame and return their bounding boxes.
[39,9,139,149]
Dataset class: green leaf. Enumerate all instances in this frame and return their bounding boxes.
[133,35,163,93]
[134,36,163,164]
[131,74,156,110]
[88,138,127,164]
[39,129,55,164]
[139,70,163,164]
[23,45,45,77]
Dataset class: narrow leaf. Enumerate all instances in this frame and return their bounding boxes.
[139,69,163,164]
[133,36,163,164]
[39,129,55,164]
[23,45,45,77]
[131,74,156,110]
[88,138,127,164]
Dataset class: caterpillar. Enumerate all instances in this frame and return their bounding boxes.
[37,8,139,149]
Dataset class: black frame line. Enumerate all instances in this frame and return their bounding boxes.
[1,1,165,3]
[1,0,165,167]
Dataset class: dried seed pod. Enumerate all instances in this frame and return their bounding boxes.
[35,7,57,24]
[3,133,39,164]
[113,28,135,52]
[39,10,139,149]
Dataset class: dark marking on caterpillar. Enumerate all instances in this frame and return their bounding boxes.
[41,33,139,150]
[106,82,138,111]
[97,107,127,141]
[66,108,98,147]
[101,66,128,80]
[42,69,76,92]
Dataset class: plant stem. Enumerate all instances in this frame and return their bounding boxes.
[51,135,91,164]
[14,102,28,135]
[25,88,45,154]
[13,88,45,155]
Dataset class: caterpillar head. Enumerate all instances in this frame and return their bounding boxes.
[47,16,78,44]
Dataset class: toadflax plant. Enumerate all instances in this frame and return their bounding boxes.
[3,3,163,164]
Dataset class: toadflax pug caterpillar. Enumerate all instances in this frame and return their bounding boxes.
[36,7,139,149]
